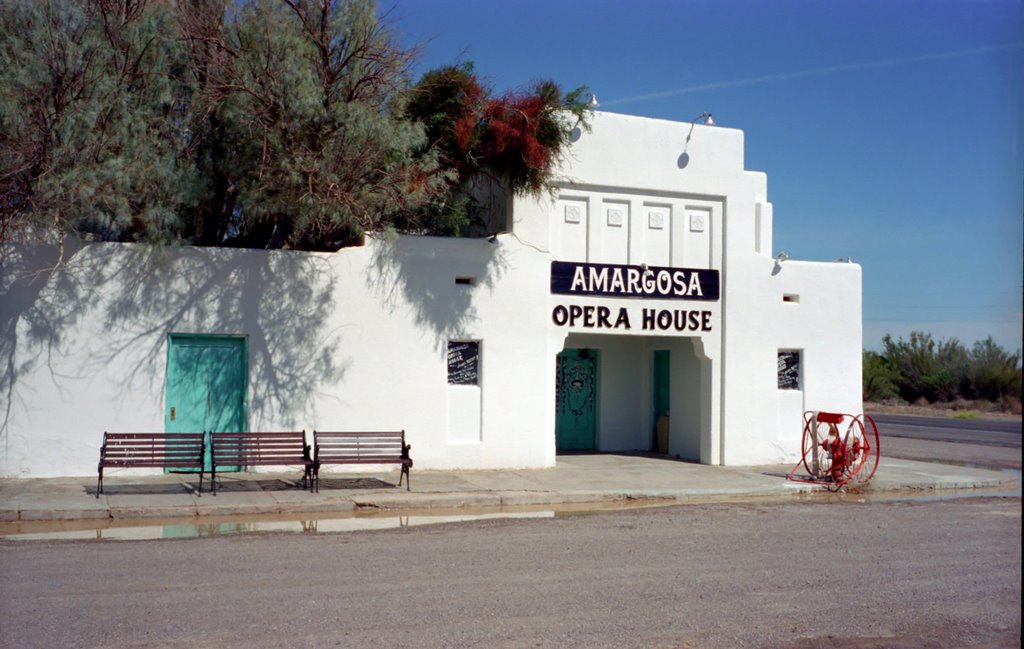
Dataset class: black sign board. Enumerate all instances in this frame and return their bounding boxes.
[447,341,479,386]
[777,351,801,390]
[550,261,719,301]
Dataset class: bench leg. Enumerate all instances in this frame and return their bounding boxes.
[400,464,410,491]
[97,467,103,498]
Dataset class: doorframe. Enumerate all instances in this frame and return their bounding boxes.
[165,333,250,467]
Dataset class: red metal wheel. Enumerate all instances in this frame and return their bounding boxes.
[854,414,881,483]
[840,418,869,482]
[801,413,836,480]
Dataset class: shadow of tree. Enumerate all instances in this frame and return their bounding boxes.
[365,234,509,353]
[1,240,345,449]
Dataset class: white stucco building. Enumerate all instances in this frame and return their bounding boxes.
[0,111,863,478]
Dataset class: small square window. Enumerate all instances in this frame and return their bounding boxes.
[777,350,801,390]
[447,341,480,386]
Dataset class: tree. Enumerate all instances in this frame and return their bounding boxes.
[1,0,200,255]
[964,337,1022,402]
[882,332,966,403]
[2,1,591,251]
[862,350,899,402]
[404,63,591,235]
[178,0,448,250]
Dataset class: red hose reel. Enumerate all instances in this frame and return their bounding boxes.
[786,411,880,490]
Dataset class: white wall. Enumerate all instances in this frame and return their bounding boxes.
[0,111,864,477]
[0,235,558,477]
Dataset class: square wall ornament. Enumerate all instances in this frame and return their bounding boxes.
[564,205,582,224]
[689,212,706,232]
[607,207,624,227]
[648,210,666,230]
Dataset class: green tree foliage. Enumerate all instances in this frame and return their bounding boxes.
[882,332,966,402]
[1,0,200,250]
[866,332,1022,404]
[179,0,448,250]
[862,350,899,402]
[964,337,1022,402]
[2,1,592,251]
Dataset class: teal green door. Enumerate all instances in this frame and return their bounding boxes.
[653,350,670,453]
[555,348,597,451]
[166,335,247,471]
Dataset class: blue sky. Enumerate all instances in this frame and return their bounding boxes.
[390,0,1023,353]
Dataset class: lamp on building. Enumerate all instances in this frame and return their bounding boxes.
[695,111,714,125]
[590,94,599,107]
[775,251,789,262]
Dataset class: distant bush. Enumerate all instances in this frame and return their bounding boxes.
[865,332,1022,406]
[863,351,900,402]
[963,337,1022,402]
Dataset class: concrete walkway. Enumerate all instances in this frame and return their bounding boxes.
[0,453,1015,524]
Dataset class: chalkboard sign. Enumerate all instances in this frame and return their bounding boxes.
[448,342,480,386]
[777,351,801,390]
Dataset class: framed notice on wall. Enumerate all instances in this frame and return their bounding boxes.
[777,351,801,390]
[447,341,480,386]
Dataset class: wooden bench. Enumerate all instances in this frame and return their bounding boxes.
[97,432,206,498]
[311,430,412,492]
[209,431,313,495]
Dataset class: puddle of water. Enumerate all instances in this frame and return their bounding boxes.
[0,499,675,542]
[2,474,1018,542]
[0,510,555,541]
[871,469,1021,504]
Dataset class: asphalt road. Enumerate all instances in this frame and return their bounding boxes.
[868,413,1022,447]
[868,413,1022,470]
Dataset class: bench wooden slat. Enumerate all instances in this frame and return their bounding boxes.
[208,431,312,495]
[97,432,206,497]
[311,430,411,492]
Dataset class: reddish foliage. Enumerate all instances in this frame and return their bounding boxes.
[480,93,554,191]
[454,115,476,158]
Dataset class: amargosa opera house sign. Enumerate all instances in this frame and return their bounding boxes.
[550,261,720,333]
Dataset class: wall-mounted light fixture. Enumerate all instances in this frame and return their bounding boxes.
[694,111,714,125]
[775,251,789,262]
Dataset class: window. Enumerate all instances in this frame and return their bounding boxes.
[777,350,801,390]
[447,341,480,386]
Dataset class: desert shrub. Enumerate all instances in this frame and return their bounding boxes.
[964,337,1022,401]
[873,332,1021,406]
[863,351,899,401]
[882,332,967,403]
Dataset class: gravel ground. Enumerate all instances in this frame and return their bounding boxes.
[1,497,1020,648]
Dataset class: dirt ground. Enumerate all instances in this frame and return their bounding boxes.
[865,400,1021,420]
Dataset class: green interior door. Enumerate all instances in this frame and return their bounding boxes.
[555,348,597,451]
[166,335,247,472]
[653,350,670,453]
